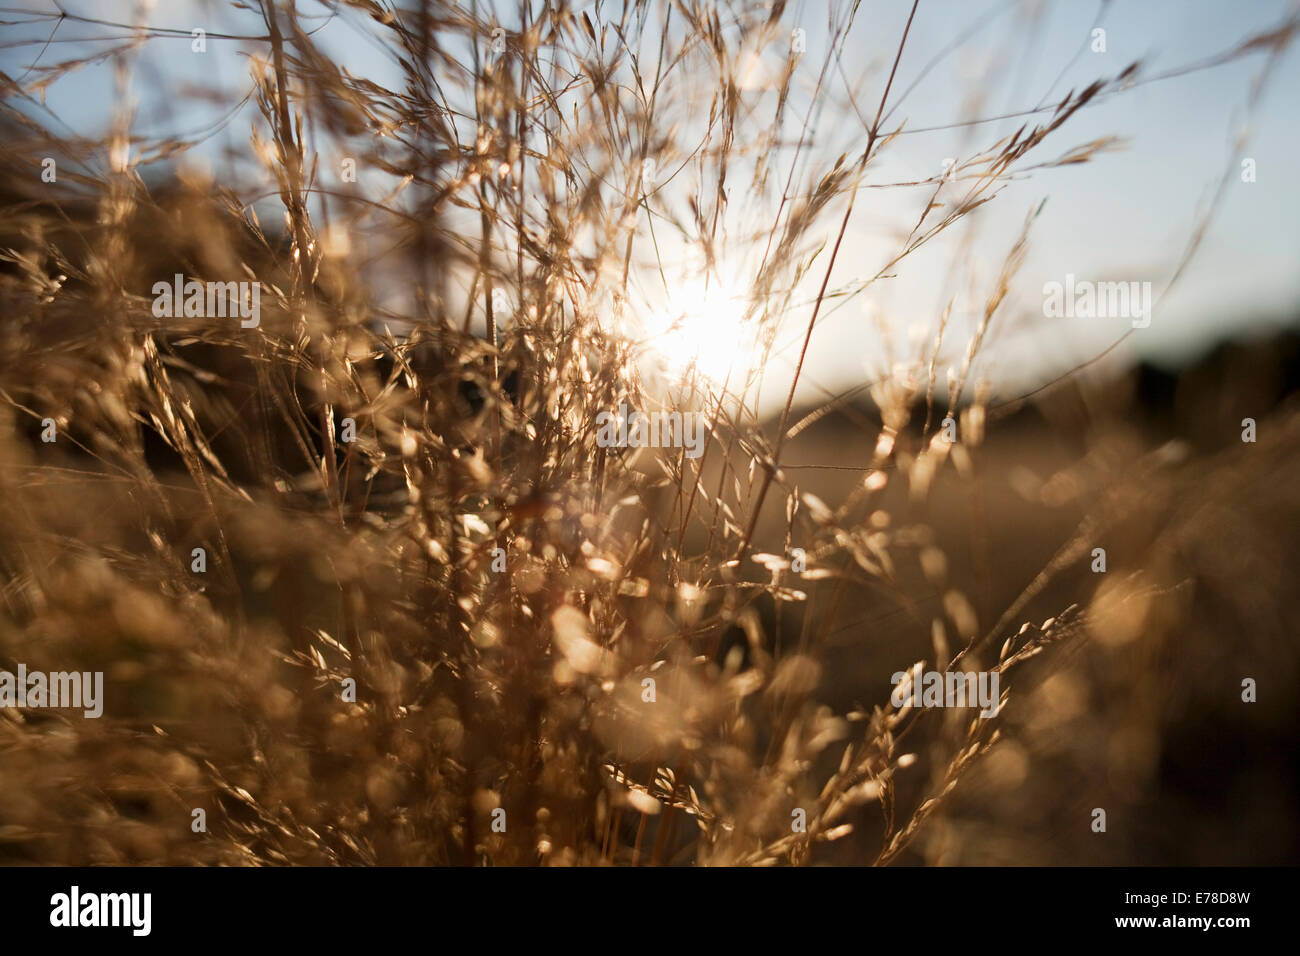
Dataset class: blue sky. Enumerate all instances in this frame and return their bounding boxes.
[5,0,1298,415]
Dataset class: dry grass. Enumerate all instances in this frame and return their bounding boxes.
[0,0,1297,865]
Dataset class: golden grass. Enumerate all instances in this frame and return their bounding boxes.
[0,0,1296,866]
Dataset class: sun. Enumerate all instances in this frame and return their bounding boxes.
[638,277,757,385]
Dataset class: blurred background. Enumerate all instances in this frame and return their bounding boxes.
[0,0,1297,866]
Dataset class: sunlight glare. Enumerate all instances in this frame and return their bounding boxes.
[640,278,756,384]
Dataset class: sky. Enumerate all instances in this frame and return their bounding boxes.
[4,0,1298,418]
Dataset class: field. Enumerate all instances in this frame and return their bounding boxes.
[0,0,1297,866]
